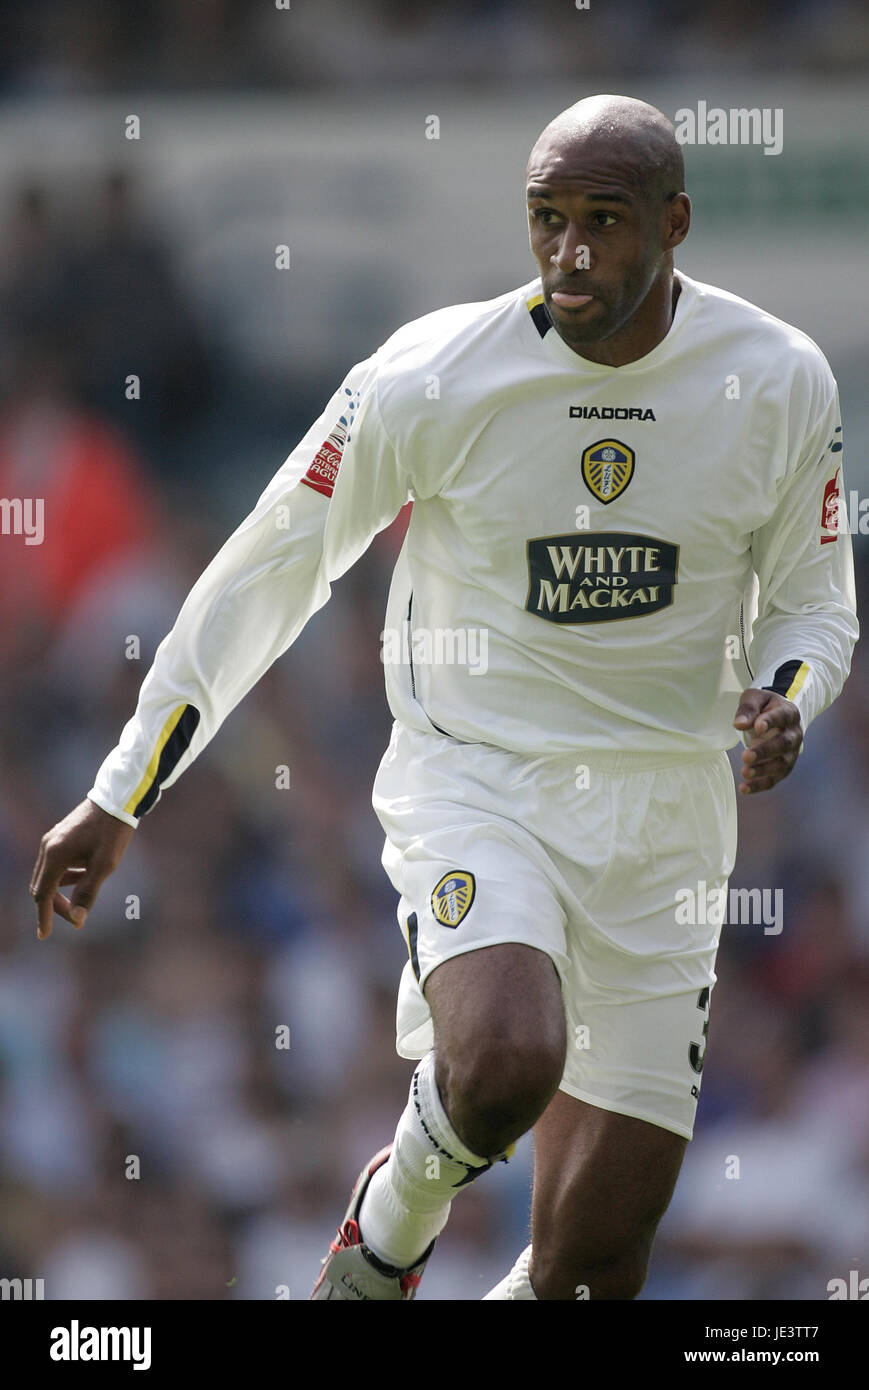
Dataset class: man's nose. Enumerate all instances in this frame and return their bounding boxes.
[550,227,589,273]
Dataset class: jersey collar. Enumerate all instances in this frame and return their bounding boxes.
[527,271,696,374]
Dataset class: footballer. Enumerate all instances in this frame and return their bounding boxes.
[31,95,858,1300]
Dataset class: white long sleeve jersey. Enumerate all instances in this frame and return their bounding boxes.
[89,271,858,827]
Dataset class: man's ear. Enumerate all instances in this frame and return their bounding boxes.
[666,193,691,249]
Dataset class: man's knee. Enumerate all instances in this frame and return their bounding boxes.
[425,942,567,1157]
[435,1032,565,1158]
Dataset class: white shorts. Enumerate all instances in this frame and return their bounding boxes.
[372,720,738,1140]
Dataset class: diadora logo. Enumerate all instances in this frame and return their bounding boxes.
[431,871,476,927]
[581,440,635,504]
[570,406,656,421]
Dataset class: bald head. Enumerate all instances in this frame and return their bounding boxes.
[528,95,684,205]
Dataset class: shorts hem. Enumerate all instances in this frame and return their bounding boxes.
[556,1079,695,1141]
[415,934,570,995]
[395,937,571,1061]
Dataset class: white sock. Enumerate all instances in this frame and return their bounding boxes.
[359,1049,501,1268]
[483,1244,537,1300]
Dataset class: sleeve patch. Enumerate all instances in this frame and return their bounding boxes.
[299,385,362,500]
[300,420,348,499]
[820,467,841,544]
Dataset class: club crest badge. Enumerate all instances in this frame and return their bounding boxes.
[581,439,635,504]
[431,870,476,928]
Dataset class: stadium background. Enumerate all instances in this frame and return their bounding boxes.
[1,1,868,1300]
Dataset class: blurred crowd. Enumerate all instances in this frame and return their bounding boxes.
[1,129,868,1299]
[2,0,869,92]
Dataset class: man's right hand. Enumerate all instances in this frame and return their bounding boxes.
[30,799,135,940]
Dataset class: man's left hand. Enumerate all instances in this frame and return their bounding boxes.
[733,689,803,796]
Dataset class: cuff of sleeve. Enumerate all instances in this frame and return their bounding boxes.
[86,790,140,830]
[752,658,813,745]
[755,658,811,704]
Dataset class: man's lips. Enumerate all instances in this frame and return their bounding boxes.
[550,289,595,309]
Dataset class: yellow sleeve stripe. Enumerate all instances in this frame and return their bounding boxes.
[785,662,810,700]
[124,704,189,816]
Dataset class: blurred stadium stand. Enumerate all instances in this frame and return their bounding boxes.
[0,1,867,1300]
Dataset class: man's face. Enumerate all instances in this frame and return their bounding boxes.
[526,136,679,352]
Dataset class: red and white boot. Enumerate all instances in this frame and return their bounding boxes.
[310,1145,435,1300]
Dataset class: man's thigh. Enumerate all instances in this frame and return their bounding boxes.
[529,1090,688,1299]
[376,725,573,1066]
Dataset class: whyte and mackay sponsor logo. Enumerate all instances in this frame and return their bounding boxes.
[526,531,679,624]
